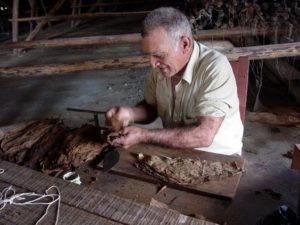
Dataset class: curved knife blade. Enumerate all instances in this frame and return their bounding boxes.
[103,146,120,172]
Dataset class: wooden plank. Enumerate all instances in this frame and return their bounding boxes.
[0,42,298,77]
[98,144,244,199]
[0,181,121,225]
[0,26,295,49]
[0,159,213,225]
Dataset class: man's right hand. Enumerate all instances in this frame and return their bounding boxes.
[105,106,134,131]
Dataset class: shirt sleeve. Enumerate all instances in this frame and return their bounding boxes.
[194,54,238,117]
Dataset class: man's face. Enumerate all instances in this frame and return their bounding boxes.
[141,27,188,77]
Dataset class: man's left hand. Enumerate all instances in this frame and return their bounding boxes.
[110,126,146,149]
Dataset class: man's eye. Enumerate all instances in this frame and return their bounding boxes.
[154,55,164,59]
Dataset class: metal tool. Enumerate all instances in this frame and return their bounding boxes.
[90,145,120,172]
[67,107,120,171]
[66,107,106,127]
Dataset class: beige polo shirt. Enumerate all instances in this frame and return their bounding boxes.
[144,41,243,155]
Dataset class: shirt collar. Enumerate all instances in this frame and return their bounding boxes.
[181,41,199,84]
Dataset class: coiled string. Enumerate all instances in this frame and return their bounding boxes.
[0,185,61,225]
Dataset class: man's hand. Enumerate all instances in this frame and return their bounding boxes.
[109,126,146,149]
[105,106,134,131]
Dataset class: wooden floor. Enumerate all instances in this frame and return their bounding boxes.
[0,159,218,225]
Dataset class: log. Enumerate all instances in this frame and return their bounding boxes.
[0,26,295,50]
[0,42,299,77]
[10,11,150,23]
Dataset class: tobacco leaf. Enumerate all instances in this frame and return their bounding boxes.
[135,153,243,185]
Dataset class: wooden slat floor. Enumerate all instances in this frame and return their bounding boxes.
[0,160,218,225]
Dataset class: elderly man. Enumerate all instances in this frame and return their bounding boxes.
[106,7,243,155]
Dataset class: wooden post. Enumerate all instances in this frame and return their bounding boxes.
[291,144,300,171]
[70,0,77,28]
[75,0,82,27]
[28,0,36,32]
[12,0,19,54]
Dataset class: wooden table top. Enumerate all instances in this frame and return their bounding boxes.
[0,159,218,225]
[102,144,245,199]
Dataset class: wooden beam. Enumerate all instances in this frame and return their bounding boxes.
[10,11,150,23]
[223,42,300,61]
[70,0,180,8]
[75,0,101,27]
[39,0,52,28]
[246,112,300,126]
[0,56,149,77]
[0,42,299,77]
[25,0,66,42]
[0,26,295,50]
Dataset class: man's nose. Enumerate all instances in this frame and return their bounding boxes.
[149,56,160,68]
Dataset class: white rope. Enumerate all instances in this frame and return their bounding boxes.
[0,168,4,174]
[0,185,61,225]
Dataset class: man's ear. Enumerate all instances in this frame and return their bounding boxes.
[180,36,192,53]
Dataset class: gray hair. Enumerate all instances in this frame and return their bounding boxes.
[141,7,193,43]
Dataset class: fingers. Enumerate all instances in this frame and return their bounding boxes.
[105,106,134,131]
[110,136,124,147]
[108,127,135,149]
[105,107,117,126]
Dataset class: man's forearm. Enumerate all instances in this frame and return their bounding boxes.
[142,126,214,149]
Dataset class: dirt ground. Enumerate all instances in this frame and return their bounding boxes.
[0,17,299,225]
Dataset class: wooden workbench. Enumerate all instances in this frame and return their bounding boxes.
[74,144,244,223]
[101,144,245,199]
[0,159,218,225]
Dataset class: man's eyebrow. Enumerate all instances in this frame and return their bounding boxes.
[141,51,165,56]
